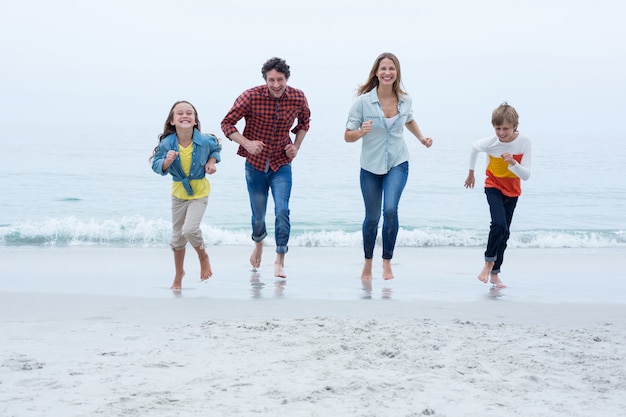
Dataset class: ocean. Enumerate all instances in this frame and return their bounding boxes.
[1,122,625,250]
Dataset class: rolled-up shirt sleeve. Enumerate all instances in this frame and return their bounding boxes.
[221,92,251,139]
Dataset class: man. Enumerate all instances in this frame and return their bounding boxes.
[221,57,311,278]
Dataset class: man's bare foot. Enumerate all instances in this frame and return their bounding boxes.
[382,259,394,281]
[274,262,286,278]
[250,241,263,270]
[274,253,286,278]
[490,273,506,288]
[477,261,494,283]
[199,251,212,281]
[361,259,373,280]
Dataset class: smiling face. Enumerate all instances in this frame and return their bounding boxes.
[169,102,197,130]
[376,57,397,87]
[265,69,288,99]
[493,121,518,142]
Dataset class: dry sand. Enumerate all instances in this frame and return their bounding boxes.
[1,246,625,416]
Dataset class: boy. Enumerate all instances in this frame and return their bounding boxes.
[464,102,532,288]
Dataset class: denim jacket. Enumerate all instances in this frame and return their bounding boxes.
[346,87,414,175]
[151,129,222,196]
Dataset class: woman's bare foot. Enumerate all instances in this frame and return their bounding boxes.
[382,259,394,281]
[250,241,263,270]
[361,259,373,280]
[490,273,506,288]
[477,261,495,283]
[274,253,286,278]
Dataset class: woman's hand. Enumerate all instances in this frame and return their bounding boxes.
[420,137,433,148]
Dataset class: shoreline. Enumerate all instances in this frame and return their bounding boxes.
[2,246,625,417]
[1,245,624,304]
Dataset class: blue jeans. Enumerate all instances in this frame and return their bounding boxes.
[245,161,292,254]
[360,162,409,260]
[484,187,518,274]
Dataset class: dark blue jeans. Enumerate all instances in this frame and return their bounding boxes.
[245,161,292,254]
[484,187,518,274]
[360,162,409,260]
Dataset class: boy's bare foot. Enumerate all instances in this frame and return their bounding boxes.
[382,259,394,280]
[274,253,286,278]
[199,251,212,281]
[477,261,495,283]
[250,241,263,270]
[490,273,506,288]
[361,259,373,280]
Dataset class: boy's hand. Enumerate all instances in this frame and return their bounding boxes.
[464,171,475,189]
[502,152,517,165]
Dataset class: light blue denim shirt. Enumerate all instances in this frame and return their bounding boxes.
[346,87,414,175]
[151,129,221,196]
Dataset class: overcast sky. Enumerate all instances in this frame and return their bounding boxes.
[2,0,624,137]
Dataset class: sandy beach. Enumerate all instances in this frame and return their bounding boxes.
[1,246,625,416]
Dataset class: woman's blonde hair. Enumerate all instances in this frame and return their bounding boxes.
[357,52,406,97]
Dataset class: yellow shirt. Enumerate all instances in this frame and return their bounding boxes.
[171,143,210,200]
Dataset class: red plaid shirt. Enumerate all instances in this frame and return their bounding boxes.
[221,85,311,172]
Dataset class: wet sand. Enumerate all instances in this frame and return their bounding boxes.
[1,246,625,416]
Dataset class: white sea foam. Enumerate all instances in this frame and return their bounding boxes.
[1,125,624,250]
[1,216,624,248]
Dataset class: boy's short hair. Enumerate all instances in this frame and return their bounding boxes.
[492,102,519,128]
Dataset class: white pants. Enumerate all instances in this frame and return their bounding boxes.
[170,196,208,250]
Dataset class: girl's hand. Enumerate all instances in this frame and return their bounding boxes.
[162,150,179,171]
[205,161,217,175]
[166,150,179,161]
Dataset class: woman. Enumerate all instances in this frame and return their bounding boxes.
[345,52,433,281]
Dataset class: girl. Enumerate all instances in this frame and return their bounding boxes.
[150,101,221,290]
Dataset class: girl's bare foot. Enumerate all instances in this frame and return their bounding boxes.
[477,261,494,283]
[361,259,373,280]
[199,251,212,281]
[171,271,184,290]
[171,248,185,289]
[490,273,506,288]
[382,259,394,280]
[250,241,263,270]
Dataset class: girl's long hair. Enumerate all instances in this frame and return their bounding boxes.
[150,100,200,161]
